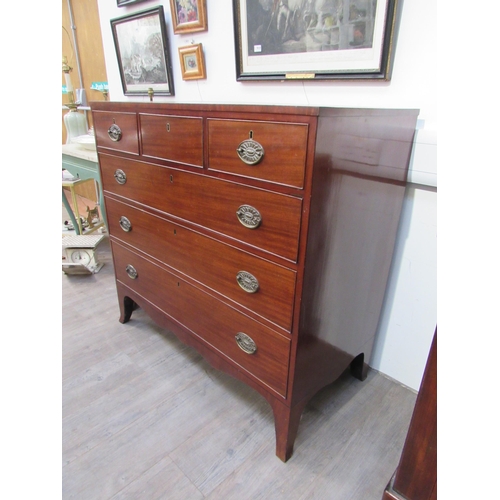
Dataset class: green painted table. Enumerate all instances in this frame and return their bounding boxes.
[62,143,107,233]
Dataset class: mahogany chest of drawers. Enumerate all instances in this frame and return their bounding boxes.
[91,102,418,461]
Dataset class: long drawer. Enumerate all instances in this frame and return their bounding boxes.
[112,241,291,397]
[106,197,296,330]
[100,154,303,262]
[207,118,308,188]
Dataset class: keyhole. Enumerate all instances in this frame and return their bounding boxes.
[113,118,116,124]
[170,175,174,183]
[249,130,253,139]
[166,123,170,132]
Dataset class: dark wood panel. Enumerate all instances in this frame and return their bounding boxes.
[207,119,308,188]
[293,108,419,407]
[139,113,204,167]
[105,197,296,331]
[111,241,291,397]
[99,154,303,262]
[391,331,437,500]
[316,108,419,183]
[300,173,406,367]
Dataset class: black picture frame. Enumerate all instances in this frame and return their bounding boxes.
[117,0,149,7]
[111,6,175,96]
[233,0,402,81]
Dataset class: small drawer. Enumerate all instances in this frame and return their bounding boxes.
[140,113,203,167]
[112,241,291,397]
[208,119,308,188]
[99,155,303,262]
[93,110,139,154]
[106,197,296,331]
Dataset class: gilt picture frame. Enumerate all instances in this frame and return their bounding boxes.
[233,0,402,81]
[169,0,208,34]
[178,43,206,80]
[111,6,175,96]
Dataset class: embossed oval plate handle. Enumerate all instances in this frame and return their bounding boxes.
[235,332,257,354]
[119,216,132,232]
[108,123,122,142]
[236,205,262,229]
[125,264,138,279]
[114,169,127,185]
[236,131,264,165]
[236,271,260,293]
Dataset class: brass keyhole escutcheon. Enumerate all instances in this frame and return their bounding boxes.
[114,169,127,185]
[236,130,264,165]
[125,264,138,279]
[119,216,132,232]
[236,271,259,293]
[235,332,257,354]
[236,205,262,229]
[108,123,122,142]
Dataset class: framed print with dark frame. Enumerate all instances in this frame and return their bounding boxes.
[178,43,206,80]
[117,0,148,7]
[111,6,175,96]
[233,0,402,81]
[169,0,208,34]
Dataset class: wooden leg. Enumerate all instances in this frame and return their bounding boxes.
[119,295,136,324]
[69,185,84,235]
[62,188,80,235]
[270,398,309,462]
[382,474,404,500]
[350,353,369,381]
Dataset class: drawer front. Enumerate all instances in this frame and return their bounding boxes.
[208,119,308,188]
[112,242,290,397]
[106,197,296,330]
[93,111,139,154]
[139,113,203,167]
[100,155,303,262]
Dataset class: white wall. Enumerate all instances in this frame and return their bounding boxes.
[96,0,437,391]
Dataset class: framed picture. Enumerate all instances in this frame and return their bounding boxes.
[117,0,148,6]
[178,43,206,80]
[233,0,402,81]
[110,6,175,96]
[169,0,208,34]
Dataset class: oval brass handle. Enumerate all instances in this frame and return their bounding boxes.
[236,205,262,229]
[235,332,257,354]
[236,139,264,165]
[114,169,127,185]
[236,271,259,293]
[119,216,132,232]
[108,123,122,142]
[125,264,138,279]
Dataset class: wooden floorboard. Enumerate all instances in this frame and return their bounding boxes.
[62,235,417,500]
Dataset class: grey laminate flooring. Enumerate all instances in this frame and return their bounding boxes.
[62,235,417,500]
